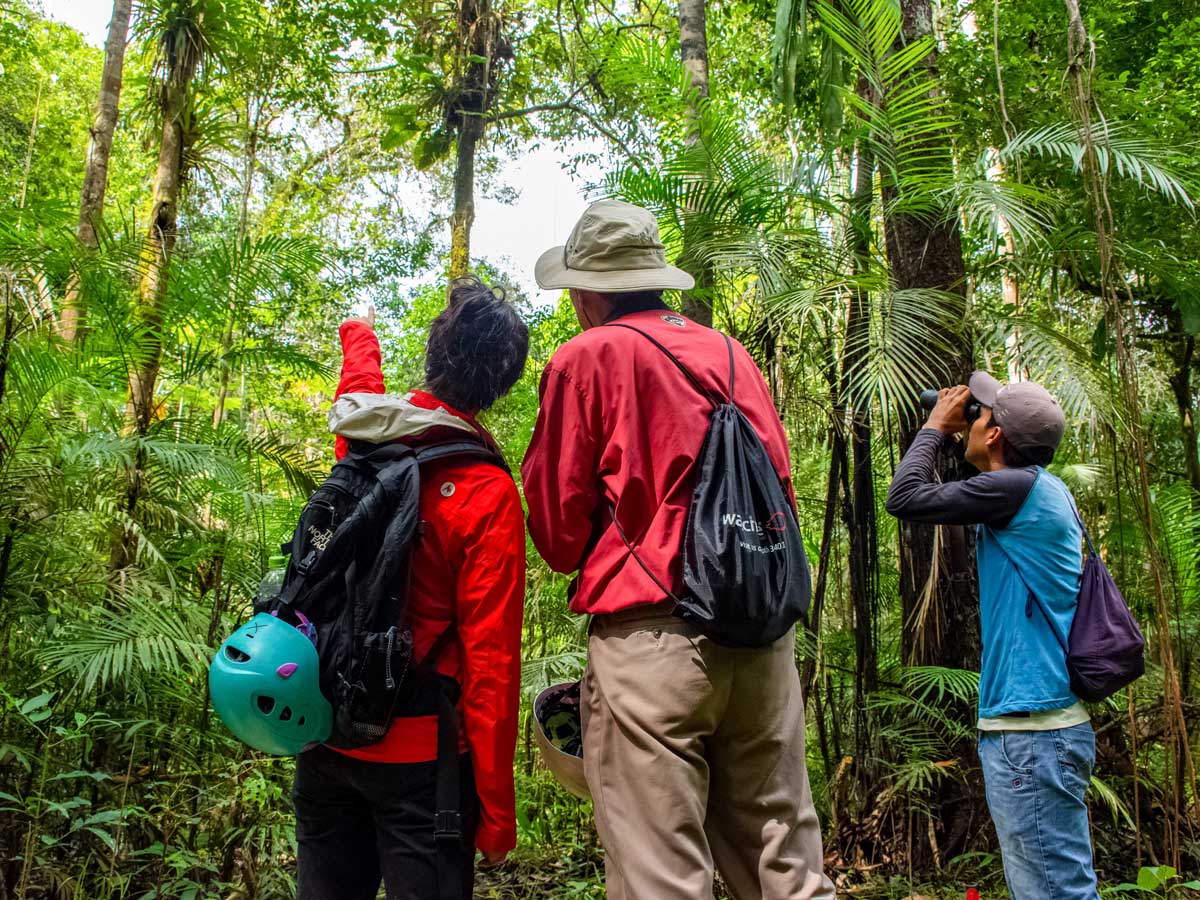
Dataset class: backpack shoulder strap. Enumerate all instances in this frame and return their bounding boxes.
[1061,485,1098,557]
[985,525,1070,654]
[607,504,683,606]
[414,439,510,474]
[345,440,416,465]
[605,322,733,406]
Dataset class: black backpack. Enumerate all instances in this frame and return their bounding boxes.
[606,324,811,648]
[258,437,507,900]
[256,437,508,748]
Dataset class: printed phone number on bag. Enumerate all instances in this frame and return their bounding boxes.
[739,539,786,554]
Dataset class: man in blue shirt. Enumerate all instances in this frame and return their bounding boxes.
[886,372,1099,900]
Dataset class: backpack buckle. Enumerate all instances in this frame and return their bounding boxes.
[295,550,317,577]
[434,810,462,840]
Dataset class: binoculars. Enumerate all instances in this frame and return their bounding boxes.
[919,389,982,423]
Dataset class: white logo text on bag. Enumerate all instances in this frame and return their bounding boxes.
[721,511,788,534]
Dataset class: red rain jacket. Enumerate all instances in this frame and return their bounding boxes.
[521,309,795,615]
[328,321,525,856]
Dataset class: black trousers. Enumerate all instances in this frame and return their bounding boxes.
[293,745,479,900]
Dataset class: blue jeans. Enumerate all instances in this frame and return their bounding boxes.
[978,723,1099,900]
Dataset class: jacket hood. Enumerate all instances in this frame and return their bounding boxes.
[328,391,480,444]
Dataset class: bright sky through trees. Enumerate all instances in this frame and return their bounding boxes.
[46,0,608,303]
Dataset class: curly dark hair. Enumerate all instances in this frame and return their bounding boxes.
[424,276,529,413]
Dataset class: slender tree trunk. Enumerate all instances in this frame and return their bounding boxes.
[1062,0,1197,862]
[679,0,709,121]
[678,0,713,326]
[1165,316,1199,701]
[1166,324,1200,497]
[802,438,841,702]
[17,75,44,220]
[449,112,482,281]
[448,0,495,282]
[112,32,200,574]
[843,143,879,730]
[61,0,133,344]
[883,0,979,675]
[214,101,261,428]
[129,77,190,434]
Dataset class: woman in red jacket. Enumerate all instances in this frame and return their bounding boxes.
[293,277,528,900]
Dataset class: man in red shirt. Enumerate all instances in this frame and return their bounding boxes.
[294,277,527,900]
[523,201,835,899]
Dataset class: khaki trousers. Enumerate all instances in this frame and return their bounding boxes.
[581,604,836,900]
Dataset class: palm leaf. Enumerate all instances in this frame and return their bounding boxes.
[999,122,1195,209]
[40,588,210,694]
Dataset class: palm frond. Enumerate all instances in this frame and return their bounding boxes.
[843,285,967,417]
[999,122,1195,209]
[953,177,1058,251]
[40,587,210,694]
[520,651,587,703]
[772,0,809,114]
[901,665,979,706]
[1089,774,1137,830]
[976,313,1119,427]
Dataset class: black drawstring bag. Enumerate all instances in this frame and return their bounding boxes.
[606,324,811,648]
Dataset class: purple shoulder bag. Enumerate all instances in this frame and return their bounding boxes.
[991,505,1145,703]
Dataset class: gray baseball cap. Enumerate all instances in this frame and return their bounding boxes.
[968,371,1066,450]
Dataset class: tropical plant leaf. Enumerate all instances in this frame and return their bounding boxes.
[999,122,1195,208]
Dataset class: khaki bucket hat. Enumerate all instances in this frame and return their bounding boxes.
[533,682,590,800]
[535,200,695,293]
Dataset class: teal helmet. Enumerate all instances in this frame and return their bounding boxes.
[209,613,331,756]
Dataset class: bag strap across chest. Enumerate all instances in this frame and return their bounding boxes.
[605,322,735,408]
[599,322,736,606]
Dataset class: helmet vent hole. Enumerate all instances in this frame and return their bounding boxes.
[279,706,293,722]
[256,696,276,714]
[298,716,306,727]
[224,646,250,662]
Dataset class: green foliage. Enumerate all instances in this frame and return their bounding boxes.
[3,0,1200,895]
[1107,866,1200,897]
[0,4,103,207]
[999,122,1195,209]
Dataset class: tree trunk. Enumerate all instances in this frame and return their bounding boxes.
[1166,323,1200,498]
[449,112,482,281]
[880,0,982,869]
[883,0,979,675]
[844,143,879,720]
[61,0,133,344]
[112,30,200,574]
[214,101,261,428]
[802,436,841,703]
[1061,1,1198,857]
[679,0,709,131]
[129,78,189,434]
[678,0,713,326]
[448,0,495,282]
[1165,314,1199,701]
